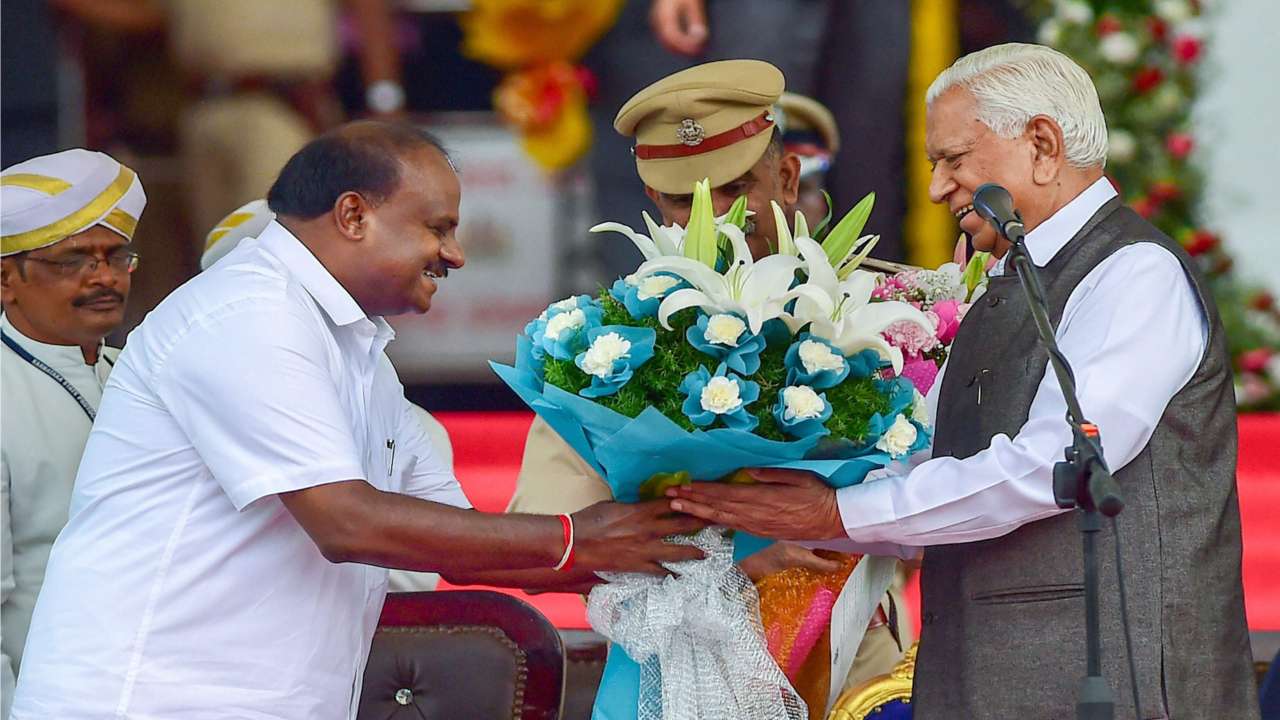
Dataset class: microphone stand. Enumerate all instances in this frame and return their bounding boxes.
[993,215,1126,720]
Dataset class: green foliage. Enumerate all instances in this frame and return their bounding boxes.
[538,290,895,441]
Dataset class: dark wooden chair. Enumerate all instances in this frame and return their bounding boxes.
[358,591,565,720]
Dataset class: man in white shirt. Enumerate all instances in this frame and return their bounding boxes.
[0,149,147,719]
[10,121,704,720]
[666,44,1256,718]
[202,197,449,593]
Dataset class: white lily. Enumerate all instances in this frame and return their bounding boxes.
[635,223,831,334]
[589,208,755,262]
[770,201,879,279]
[782,235,934,373]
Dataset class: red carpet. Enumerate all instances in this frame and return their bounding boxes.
[434,411,1280,631]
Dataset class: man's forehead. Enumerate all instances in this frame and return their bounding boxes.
[48,227,129,254]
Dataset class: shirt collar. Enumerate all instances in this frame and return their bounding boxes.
[1,312,103,371]
[1016,176,1118,267]
[257,221,371,329]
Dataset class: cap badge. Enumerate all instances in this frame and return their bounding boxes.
[676,118,706,147]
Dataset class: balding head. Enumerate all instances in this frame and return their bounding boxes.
[267,121,452,221]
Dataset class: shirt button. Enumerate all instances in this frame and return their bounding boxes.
[395,688,414,705]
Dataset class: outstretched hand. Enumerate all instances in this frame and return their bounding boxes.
[667,468,846,541]
[649,0,709,56]
[573,499,707,575]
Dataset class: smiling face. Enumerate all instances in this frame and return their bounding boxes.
[928,86,1081,256]
[346,144,464,316]
[1,225,133,348]
[645,141,800,260]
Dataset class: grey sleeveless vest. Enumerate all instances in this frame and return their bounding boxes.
[911,198,1257,719]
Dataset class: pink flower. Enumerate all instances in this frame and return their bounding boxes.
[932,299,963,345]
[883,317,941,357]
[1240,348,1273,374]
[899,357,941,395]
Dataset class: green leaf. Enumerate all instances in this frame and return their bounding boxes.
[812,190,835,240]
[771,201,796,256]
[717,195,749,259]
[682,178,718,268]
[963,251,991,297]
[823,192,875,268]
[836,234,881,280]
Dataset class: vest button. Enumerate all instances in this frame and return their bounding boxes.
[987,294,1004,308]
[923,611,936,625]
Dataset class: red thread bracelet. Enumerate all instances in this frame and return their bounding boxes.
[553,514,575,571]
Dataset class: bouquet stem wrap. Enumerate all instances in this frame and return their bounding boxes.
[588,528,806,720]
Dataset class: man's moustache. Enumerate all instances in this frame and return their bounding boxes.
[73,289,125,307]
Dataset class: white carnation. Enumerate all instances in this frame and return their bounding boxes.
[637,274,680,300]
[1056,0,1093,25]
[875,414,918,458]
[580,332,631,378]
[911,390,930,425]
[781,386,825,421]
[1154,0,1192,24]
[1108,128,1137,163]
[700,376,744,415]
[544,308,585,341]
[917,265,967,303]
[550,297,581,313]
[1099,32,1140,64]
[705,314,747,346]
[798,340,845,375]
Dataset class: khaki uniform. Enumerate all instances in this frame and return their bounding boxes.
[166,0,339,234]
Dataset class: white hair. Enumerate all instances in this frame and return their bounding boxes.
[926,43,1108,169]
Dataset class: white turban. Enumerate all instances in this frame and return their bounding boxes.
[1,149,147,256]
[201,199,276,270]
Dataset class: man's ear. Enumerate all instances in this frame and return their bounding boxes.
[644,185,661,208]
[778,152,802,208]
[1027,115,1066,186]
[332,191,371,241]
[1,258,22,306]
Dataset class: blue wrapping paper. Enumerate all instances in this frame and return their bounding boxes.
[491,359,900,719]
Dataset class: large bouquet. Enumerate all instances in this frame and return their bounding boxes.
[492,182,934,719]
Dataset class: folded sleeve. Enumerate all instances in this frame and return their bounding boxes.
[154,305,366,510]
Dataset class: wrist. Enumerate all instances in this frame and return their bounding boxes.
[552,513,576,571]
[824,488,847,539]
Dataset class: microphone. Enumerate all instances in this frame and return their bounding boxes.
[973,183,1026,242]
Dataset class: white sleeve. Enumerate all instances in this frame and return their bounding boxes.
[834,244,1207,546]
[1,453,15,714]
[154,306,366,510]
[396,400,470,509]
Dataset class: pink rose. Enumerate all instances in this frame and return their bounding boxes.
[932,299,963,345]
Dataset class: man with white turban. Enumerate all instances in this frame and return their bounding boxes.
[0,149,146,716]
[202,198,450,593]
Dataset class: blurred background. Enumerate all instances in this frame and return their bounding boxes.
[2,0,1275,410]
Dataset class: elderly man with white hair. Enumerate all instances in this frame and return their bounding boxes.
[665,43,1257,718]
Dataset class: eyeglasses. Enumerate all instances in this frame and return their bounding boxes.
[20,250,140,278]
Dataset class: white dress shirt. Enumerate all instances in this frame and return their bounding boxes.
[11,222,469,720]
[818,178,1208,556]
[1,316,116,720]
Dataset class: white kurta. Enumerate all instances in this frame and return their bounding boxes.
[1,316,116,700]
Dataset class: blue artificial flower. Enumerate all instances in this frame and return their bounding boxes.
[876,375,917,417]
[574,325,657,398]
[608,272,687,320]
[534,296,604,361]
[784,335,851,389]
[772,384,833,439]
[686,312,767,375]
[678,364,760,431]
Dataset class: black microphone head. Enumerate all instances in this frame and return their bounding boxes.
[972,183,1015,225]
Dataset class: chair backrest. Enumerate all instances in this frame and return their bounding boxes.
[827,642,916,720]
[358,590,565,720]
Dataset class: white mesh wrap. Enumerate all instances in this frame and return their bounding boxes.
[587,528,807,720]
